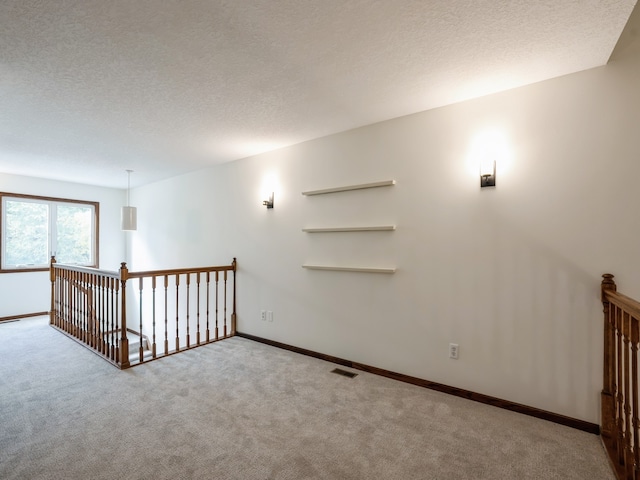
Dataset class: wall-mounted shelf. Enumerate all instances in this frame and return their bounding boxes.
[302,180,395,196]
[302,264,396,274]
[302,225,396,233]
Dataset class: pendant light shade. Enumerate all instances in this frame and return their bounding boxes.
[121,170,137,231]
[121,206,137,230]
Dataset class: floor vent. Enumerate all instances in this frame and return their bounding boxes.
[331,368,358,378]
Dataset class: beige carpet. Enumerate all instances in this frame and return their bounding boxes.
[0,317,614,479]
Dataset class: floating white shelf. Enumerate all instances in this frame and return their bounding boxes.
[302,225,396,233]
[301,180,395,196]
[302,264,396,274]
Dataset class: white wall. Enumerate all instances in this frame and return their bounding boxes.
[129,24,640,423]
[0,173,125,317]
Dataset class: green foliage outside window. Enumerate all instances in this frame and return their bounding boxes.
[56,205,92,264]
[5,200,49,266]
[2,195,97,270]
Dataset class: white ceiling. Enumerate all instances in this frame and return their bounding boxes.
[0,0,637,189]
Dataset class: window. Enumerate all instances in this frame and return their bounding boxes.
[1,193,99,272]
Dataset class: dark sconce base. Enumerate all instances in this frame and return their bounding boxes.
[480,160,496,188]
[263,192,274,209]
[481,174,496,188]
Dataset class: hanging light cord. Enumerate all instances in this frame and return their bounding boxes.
[126,169,133,206]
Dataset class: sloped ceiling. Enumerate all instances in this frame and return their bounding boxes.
[0,0,637,188]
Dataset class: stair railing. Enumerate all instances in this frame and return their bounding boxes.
[601,274,640,480]
[50,257,236,369]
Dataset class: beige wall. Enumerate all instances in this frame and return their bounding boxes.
[129,20,640,423]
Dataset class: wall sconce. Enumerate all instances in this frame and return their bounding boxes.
[263,192,274,209]
[480,159,496,188]
[121,169,137,230]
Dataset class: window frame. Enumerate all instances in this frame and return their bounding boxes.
[0,192,100,273]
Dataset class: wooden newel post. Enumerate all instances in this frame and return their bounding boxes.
[602,273,617,440]
[49,256,57,326]
[231,257,237,335]
[119,262,130,368]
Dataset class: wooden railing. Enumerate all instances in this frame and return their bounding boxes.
[50,257,236,369]
[602,274,640,480]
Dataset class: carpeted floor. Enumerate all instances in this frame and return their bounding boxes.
[0,317,614,479]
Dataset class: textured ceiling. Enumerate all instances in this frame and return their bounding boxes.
[0,0,637,188]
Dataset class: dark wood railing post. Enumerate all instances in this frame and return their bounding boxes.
[620,308,640,480]
[49,256,57,326]
[119,262,130,369]
[175,274,180,352]
[632,318,640,480]
[231,258,237,335]
[602,273,617,443]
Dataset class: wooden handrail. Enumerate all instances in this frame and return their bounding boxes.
[127,264,235,279]
[601,274,640,480]
[52,262,120,279]
[51,262,235,280]
[49,257,237,369]
[603,289,640,322]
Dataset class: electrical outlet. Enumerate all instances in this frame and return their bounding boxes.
[261,310,266,321]
[267,311,273,322]
[449,343,459,359]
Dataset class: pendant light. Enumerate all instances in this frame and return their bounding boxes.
[121,169,137,231]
